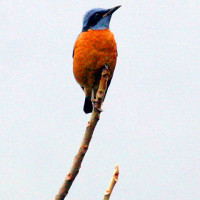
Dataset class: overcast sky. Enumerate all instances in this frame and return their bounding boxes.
[0,0,200,200]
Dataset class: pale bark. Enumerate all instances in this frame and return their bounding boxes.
[55,66,111,200]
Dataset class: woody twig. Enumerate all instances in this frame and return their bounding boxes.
[55,66,110,200]
[103,165,119,200]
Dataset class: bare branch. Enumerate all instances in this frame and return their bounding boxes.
[103,165,119,200]
[55,66,110,200]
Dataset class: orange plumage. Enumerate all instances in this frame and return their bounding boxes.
[73,29,117,111]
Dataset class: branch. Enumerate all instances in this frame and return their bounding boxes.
[103,165,119,200]
[55,66,110,200]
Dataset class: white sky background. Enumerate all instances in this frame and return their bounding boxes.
[0,0,200,199]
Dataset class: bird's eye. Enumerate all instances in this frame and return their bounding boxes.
[94,13,99,18]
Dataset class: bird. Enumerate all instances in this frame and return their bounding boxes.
[73,5,121,113]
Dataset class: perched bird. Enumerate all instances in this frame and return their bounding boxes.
[73,5,121,113]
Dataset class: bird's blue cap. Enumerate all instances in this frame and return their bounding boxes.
[82,5,121,32]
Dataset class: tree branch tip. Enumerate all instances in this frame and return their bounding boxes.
[115,164,119,173]
[114,165,119,180]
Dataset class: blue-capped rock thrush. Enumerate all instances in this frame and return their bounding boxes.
[73,6,121,113]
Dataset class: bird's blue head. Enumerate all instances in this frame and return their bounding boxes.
[82,5,121,32]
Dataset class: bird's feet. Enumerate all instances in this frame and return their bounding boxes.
[91,98,103,113]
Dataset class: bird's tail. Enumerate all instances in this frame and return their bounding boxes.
[84,97,93,114]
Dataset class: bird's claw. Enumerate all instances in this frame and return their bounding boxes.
[94,107,103,113]
[91,98,98,103]
[92,98,103,113]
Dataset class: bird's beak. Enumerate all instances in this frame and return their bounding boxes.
[103,5,121,17]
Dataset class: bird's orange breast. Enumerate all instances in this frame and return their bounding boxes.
[73,28,117,88]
